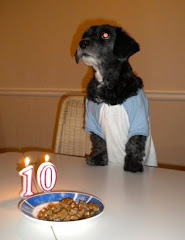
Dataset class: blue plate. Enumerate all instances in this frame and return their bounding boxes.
[19,192,104,224]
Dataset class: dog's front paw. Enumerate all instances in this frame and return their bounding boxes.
[86,152,108,166]
[124,160,144,173]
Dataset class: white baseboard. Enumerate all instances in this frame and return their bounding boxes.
[0,88,185,101]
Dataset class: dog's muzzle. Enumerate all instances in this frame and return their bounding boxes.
[75,39,91,63]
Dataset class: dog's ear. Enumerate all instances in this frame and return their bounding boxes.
[113,28,140,61]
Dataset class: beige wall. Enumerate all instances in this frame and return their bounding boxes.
[0,0,185,168]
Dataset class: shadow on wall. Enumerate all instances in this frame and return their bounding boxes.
[70,18,122,89]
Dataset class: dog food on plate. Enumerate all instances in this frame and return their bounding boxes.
[37,197,99,221]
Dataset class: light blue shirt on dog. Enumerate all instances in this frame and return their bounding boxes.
[85,89,157,166]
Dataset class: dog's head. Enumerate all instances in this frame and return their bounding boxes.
[75,25,140,68]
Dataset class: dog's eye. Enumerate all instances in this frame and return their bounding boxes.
[102,32,110,39]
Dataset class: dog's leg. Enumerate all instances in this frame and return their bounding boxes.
[86,133,108,166]
[124,135,146,173]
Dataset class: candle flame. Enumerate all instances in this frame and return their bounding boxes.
[45,154,50,162]
[25,157,30,167]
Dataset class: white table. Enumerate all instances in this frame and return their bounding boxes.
[0,151,185,240]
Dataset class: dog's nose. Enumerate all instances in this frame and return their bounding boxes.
[79,40,90,49]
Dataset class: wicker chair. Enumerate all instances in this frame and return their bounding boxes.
[54,95,92,157]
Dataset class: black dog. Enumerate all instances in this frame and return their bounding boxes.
[75,24,157,173]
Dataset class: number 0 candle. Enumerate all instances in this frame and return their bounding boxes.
[19,157,34,198]
[37,155,57,192]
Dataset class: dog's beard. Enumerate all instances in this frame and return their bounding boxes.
[82,55,97,66]
[83,56,103,83]
[75,47,98,65]
[75,48,103,83]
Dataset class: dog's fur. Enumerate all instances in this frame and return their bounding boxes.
[75,24,147,173]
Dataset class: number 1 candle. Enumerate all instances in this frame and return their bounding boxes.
[37,155,57,192]
[19,157,34,198]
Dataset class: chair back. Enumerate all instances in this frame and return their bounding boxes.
[54,95,92,157]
